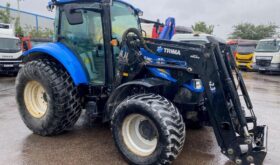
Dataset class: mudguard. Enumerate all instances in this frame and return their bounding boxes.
[103,78,171,122]
[23,42,89,86]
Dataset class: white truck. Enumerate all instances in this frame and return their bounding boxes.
[0,23,23,75]
[253,38,280,73]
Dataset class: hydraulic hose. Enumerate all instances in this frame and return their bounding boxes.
[121,28,155,54]
[213,45,248,130]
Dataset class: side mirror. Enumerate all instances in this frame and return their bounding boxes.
[136,9,143,16]
[63,4,83,25]
[273,39,277,46]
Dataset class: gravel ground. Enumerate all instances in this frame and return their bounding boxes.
[0,72,279,165]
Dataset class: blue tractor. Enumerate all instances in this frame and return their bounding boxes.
[16,0,267,164]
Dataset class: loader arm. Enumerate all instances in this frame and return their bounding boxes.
[141,37,267,165]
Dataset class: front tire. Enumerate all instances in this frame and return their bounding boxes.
[111,94,185,165]
[16,59,81,136]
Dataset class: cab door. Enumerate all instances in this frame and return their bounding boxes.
[59,4,105,85]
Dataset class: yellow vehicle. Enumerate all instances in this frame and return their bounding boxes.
[235,40,258,70]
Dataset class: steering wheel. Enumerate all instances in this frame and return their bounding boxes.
[121,28,154,54]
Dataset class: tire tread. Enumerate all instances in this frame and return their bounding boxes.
[16,59,81,136]
[112,93,185,165]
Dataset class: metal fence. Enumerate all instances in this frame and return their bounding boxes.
[0,4,54,32]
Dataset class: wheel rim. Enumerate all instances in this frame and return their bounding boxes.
[122,114,158,157]
[24,81,48,118]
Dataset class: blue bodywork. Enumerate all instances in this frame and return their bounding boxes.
[32,0,203,93]
[141,17,204,93]
[23,43,89,85]
[24,42,204,93]
[140,49,204,93]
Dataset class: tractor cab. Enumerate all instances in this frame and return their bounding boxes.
[50,0,141,85]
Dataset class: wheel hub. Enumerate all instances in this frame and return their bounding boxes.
[42,92,48,103]
[122,114,158,156]
[139,120,157,141]
[24,81,48,118]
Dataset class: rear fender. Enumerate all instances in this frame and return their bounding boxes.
[23,42,89,85]
[103,78,171,122]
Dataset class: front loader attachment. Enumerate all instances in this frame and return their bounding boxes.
[142,37,268,165]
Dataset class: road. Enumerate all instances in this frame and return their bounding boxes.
[0,72,279,165]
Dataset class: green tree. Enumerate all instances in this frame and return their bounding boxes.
[0,3,25,36]
[230,23,278,40]
[0,3,13,23]
[15,17,24,36]
[192,21,214,34]
[24,25,54,38]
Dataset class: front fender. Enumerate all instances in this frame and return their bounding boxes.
[23,42,89,85]
[103,78,171,122]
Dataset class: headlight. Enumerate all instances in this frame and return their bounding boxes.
[270,63,280,68]
[192,79,203,90]
[255,56,272,60]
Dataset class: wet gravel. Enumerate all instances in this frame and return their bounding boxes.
[0,72,279,165]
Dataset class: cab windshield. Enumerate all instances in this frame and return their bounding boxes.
[237,45,255,54]
[0,38,21,53]
[111,2,140,41]
[255,40,280,52]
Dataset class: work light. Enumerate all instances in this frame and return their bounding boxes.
[192,79,203,90]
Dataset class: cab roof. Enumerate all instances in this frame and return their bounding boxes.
[0,24,16,38]
[50,0,138,11]
[0,33,19,39]
[259,38,280,42]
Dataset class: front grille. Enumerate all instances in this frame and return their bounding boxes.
[237,59,251,63]
[0,61,22,68]
[256,59,271,67]
[0,55,23,61]
[0,62,17,65]
[0,61,22,72]
[238,53,253,56]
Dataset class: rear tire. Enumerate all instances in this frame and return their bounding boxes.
[16,59,81,136]
[111,94,185,165]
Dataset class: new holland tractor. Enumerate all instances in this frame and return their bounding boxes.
[16,0,267,164]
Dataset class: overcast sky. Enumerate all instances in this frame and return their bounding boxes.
[1,0,280,39]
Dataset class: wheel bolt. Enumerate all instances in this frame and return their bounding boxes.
[235,158,242,164]
[227,148,234,155]
[247,156,254,163]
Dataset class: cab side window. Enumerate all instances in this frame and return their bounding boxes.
[59,6,105,85]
